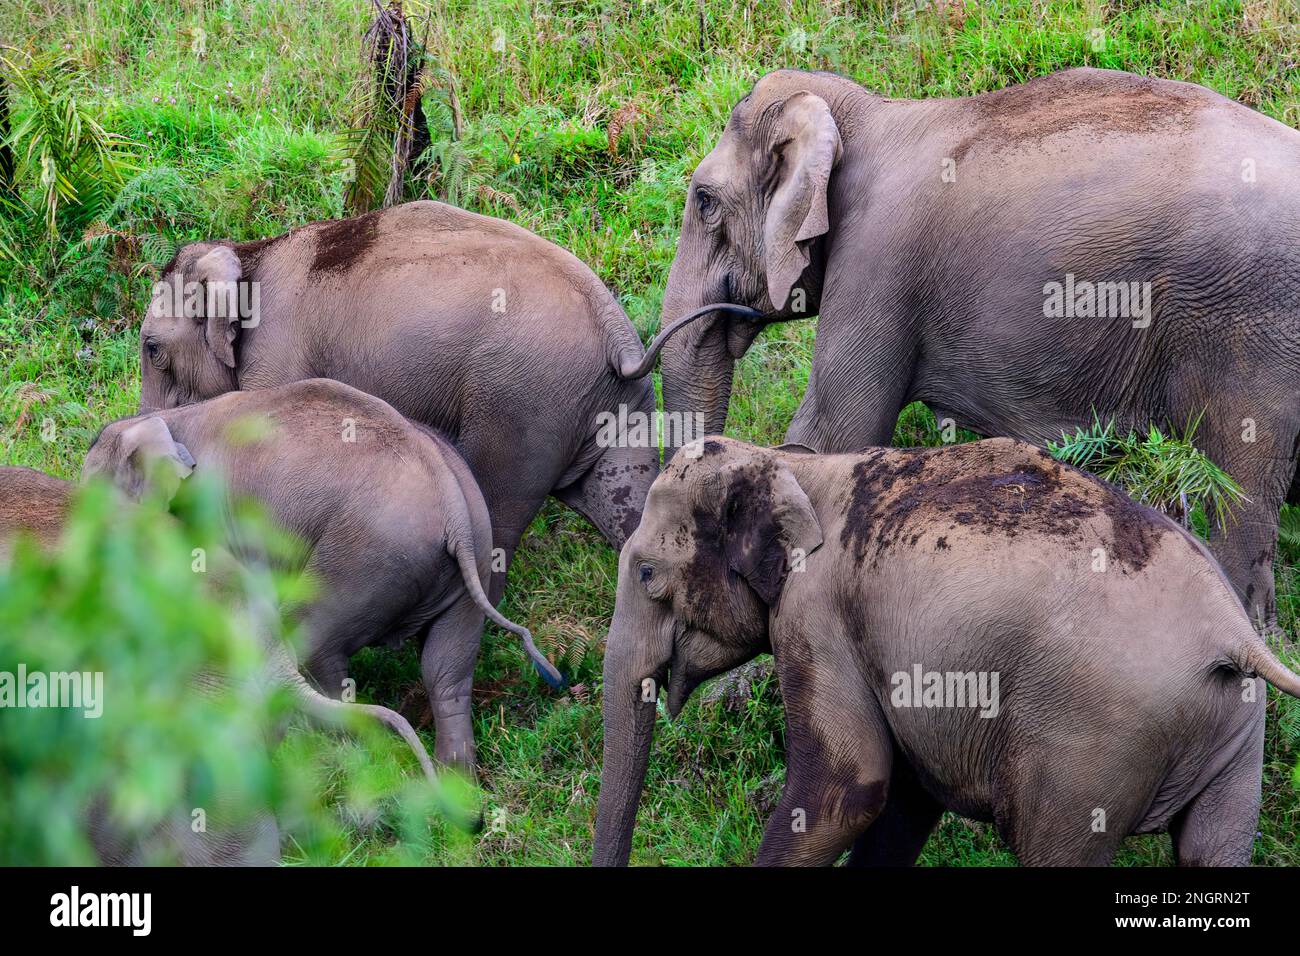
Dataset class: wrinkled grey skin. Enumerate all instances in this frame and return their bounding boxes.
[593,437,1300,866]
[0,465,440,866]
[84,379,559,773]
[656,67,1300,629]
[140,200,658,600]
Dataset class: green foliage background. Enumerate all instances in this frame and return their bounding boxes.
[0,0,1297,864]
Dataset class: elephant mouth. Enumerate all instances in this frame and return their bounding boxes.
[664,646,717,718]
[665,663,690,717]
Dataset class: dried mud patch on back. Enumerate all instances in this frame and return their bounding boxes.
[838,442,1163,573]
[1097,487,1163,573]
[260,387,413,460]
[0,468,73,547]
[955,70,1198,161]
[309,209,383,276]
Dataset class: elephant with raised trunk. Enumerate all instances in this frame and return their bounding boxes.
[649,66,1300,629]
[140,200,660,599]
[593,437,1300,866]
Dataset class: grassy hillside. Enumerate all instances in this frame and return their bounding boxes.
[1,0,1297,865]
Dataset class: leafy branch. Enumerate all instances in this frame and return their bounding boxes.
[1048,412,1248,533]
[0,47,136,253]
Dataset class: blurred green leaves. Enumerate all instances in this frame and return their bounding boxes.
[0,474,448,865]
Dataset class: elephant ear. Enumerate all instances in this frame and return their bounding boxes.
[190,245,243,369]
[720,456,823,605]
[762,91,842,312]
[117,416,196,503]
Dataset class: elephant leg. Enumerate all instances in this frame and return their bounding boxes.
[298,559,405,698]
[457,429,560,605]
[301,649,350,700]
[420,593,485,772]
[1201,422,1297,630]
[554,437,658,550]
[1170,700,1264,867]
[474,485,536,603]
[756,646,892,865]
[845,754,943,866]
[785,320,916,453]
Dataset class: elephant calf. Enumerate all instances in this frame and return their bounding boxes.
[593,437,1300,866]
[84,379,563,772]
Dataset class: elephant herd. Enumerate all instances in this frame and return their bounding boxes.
[4,66,1300,866]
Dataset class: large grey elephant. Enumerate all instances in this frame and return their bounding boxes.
[645,67,1300,629]
[0,465,441,865]
[139,200,663,598]
[84,379,560,773]
[592,437,1300,866]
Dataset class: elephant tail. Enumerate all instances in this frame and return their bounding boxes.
[614,303,765,379]
[596,294,652,380]
[1229,626,1300,699]
[447,527,567,690]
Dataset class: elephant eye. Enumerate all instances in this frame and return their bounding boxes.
[145,339,168,370]
[638,563,655,585]
[695,187,717,218]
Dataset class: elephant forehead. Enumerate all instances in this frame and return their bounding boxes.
[638,475,725,556]
[640,479,696,536]
[694,135,744,182]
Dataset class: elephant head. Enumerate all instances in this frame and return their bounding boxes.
[140,242,250,412]
[656,73,843,449]
[82,415,195,503]
[592,438,822,865]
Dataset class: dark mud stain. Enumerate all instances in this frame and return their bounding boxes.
[617,501,641,541]
[1099,493,1162,572]
[677,455,791,632]
[839,443,1162,573]
[309,210,383,275]
[682,500,727,626]
[667,438,726,479]
[720,460,789,605]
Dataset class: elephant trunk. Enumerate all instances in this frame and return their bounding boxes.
[660,314,736,452]
[656,254,767,451]
[592,618,666,866]
[239,575,444,789]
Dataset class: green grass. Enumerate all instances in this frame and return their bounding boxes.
[2,0,1298,865]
